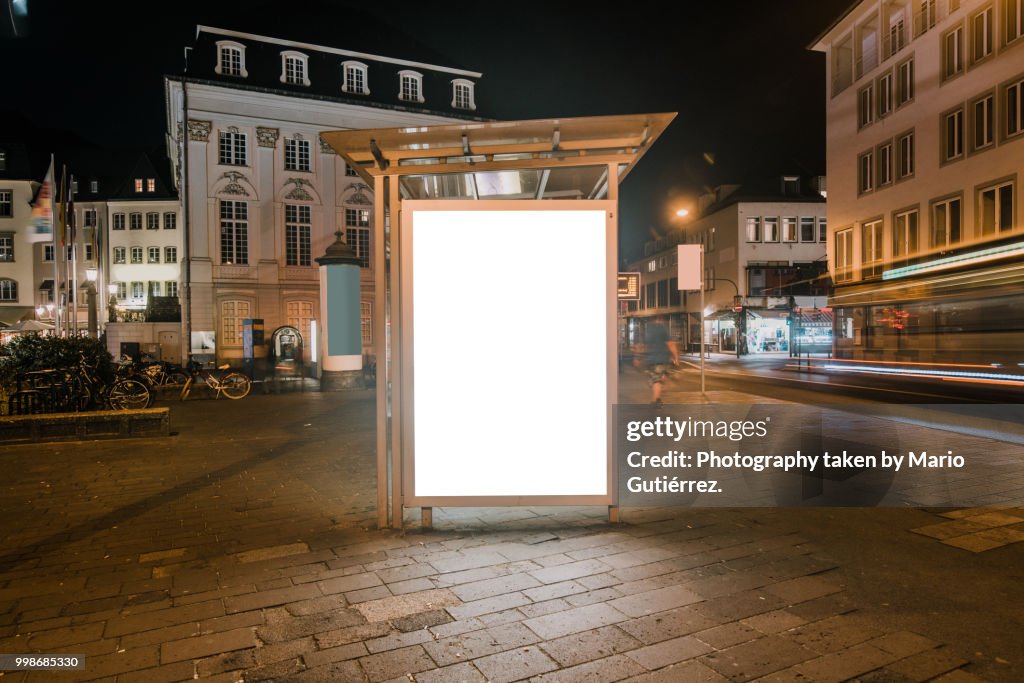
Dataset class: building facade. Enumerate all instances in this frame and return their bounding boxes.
[813,0,1024,365]
[0,143,38,325]
[165,26,486,366]
[625,179,829,355]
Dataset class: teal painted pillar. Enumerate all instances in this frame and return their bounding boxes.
[316,231,363,391]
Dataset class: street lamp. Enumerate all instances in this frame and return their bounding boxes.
[107,284,118,323]
[85,267,98,338]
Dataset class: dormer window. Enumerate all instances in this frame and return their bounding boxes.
[281,51,310,86]
[0,150,6,171]
[398,70,424,103]
[452,79,476,111]
[342,61,369,95]
[90,179,98,193]
[216,41,247,78]
[147,178,155,192]
[134,178,143,193]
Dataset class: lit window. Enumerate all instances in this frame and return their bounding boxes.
[220,300,251,346]
[114,247,126,264]
[131,246,143,264]
[134,178,143,193]
[932,196,962,248]
[345,207,371,267]
[342,61,369,95]
[147,178,155,193]
[0,190,11,218]
[861,219,884,278]
[216,41,247,77]
[0,233,13,262]
[746,216,762,242]
[979,181,1014,236]
[398,70,424,103]
[281,51,310,86]
[782,217,798,242]
[835,230,854,283]
[893,209,919,259]
[220,200,248,265]
[452,79,476,110]
[148,246,160,263]
[166,281,178,298]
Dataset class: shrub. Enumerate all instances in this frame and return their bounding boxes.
[0,335,114,388]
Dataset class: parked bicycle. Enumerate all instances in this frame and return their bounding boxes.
[122,356,189,388]
[179,360,252,400]
[8,354,152,413]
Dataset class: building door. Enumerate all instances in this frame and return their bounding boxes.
[158,331,179,363]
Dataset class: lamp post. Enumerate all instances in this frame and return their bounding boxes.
[85,267,98,338]
[107,284,118,324]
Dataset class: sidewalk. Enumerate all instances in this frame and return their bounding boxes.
[0,387,1020,682]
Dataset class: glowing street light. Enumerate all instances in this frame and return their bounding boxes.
[676,208,690,218]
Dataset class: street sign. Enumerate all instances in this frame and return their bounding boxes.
[617,272,640,300]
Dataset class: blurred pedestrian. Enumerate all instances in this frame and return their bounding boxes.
[644,316,678,407]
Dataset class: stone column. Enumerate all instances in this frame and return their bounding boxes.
[315,231,363,391]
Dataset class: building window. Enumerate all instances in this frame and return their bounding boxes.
[285,137,311,172]
[819,218,828,242]
[979,180,1014,235]
[971,6,994,62]
[862,219,885,278]
[835,229,854,283]
[131,246,143,264]
[0,151,5,171]
[916,0,937,36]
[345,163,360,177]
[112,281,125,299]
[0,190,11,218]
[216,41,247,77]
[972,94,994,151]
[345,208,371,268]
[44,244,54,261]
[452,79,476,110]
[0,278,16,301]
[877,72,893,118]
[832,34,854,95]
[745,216,762,242]
[893,208,919,259]
[130,212,142,230]
[942,25,963,80]
[1005,0,1024,44]
[858,86,874,128]
[83,208,96,227]
[943,108,964,161]
[897,130,915,179]
[131,281,144,299]
[147,178,155,193]
[932,196,962,247]
[0,233,13,262]
[856,16,879,78]
[858,150,874,194]
[164,212,176,229]
[763,217,780,242]
[901,58,917,108]
[163,247,176,263]
[219,129,247,166]
[220,300,251,346]
[782,217,798,242]
[146,212,159,230]
[134,178,143,193]
[90,179,98,193]
[220,200,248,265]
[877,141,893,186]
[887,5,907,57]
[800,217,817,242]
[114,247,126,264]
[342,61,369,95]
[398,70,424,103]
[361,301,372,346]
[84,243,93,261]
[166,281,178,298]
[281,51,310,86]
[285,205,311,266]
[286,300,315,336]
[148,246,160,263]
[1006,77,1024,139]
[113,213,125,230]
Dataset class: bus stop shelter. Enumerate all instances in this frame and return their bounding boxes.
[322,113,675,529]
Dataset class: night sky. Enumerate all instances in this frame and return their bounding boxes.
[1,0,852,260]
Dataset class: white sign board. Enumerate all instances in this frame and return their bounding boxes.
[403,202,612,504]
[678,244,703,290]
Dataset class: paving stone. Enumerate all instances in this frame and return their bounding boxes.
[357,644,435,682]
[200,610,265,634]
[473,644,558,683]
[284,593,349,617]
[160,626,257,663]
[301,641,367,668]
[787,614,885,654]
[345,585,393,604]
[450,572,543,602]
[620,659,729,682]
[314,622,392,649]
[353,588,460,622]
[364,628,433,653]
[794,642,900,682]
[316,571,382,595]
[196,647,258,676]
[537,624,642,667]
[931,670,992,682]
[430,551,512,573]
[424,622,541,666]
[625,634,714,669]
[700,634,816,682]
[523,580,588,603]
[763,574,843,605]
[25,622,105,649]
[117,660,197,683]
[529,559,614,584]
[254,636,315,666]
[943,528,1024,552]
[524,603,628,640]
[70,645,160,678]
[607,584,704,617]
[530,653,646,682]
[375,562,437,584]
[618,605,717,645]
[391,608,453,632]
[414,661,488,683]
[256,609,367,644]
[886,647,969,681]
[232,542,310,564]
[740,609,806,635]
[104,600,224,637]
[519,598,572,618]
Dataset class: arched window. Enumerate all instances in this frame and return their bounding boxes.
[342,61,369,95]
[215,41,247,78]
[451,79,476,111]
[398,70,424,103]
[0,278,18,301]
[280,51,310,86]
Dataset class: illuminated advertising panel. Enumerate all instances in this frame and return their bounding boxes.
[404,202,612,502]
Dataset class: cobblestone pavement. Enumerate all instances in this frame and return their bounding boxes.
[0,383,1021,682]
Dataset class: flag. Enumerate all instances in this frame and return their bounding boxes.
[57,165,66,247]
[27,157,54,242]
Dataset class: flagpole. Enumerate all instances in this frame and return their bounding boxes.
[50,154,59,336]
[70,173,78,337]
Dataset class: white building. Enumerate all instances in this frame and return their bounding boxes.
[164,26,486,367]
[0,143,38,325]
[625,177,828,355]
[812,0,1024,364]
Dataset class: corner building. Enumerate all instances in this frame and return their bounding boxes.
[165,26,486,365]
[812,0,1024,365]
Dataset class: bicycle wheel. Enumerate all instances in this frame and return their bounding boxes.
[165,371,189,387]
[219,372,252,399]
[108,378,152,410]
